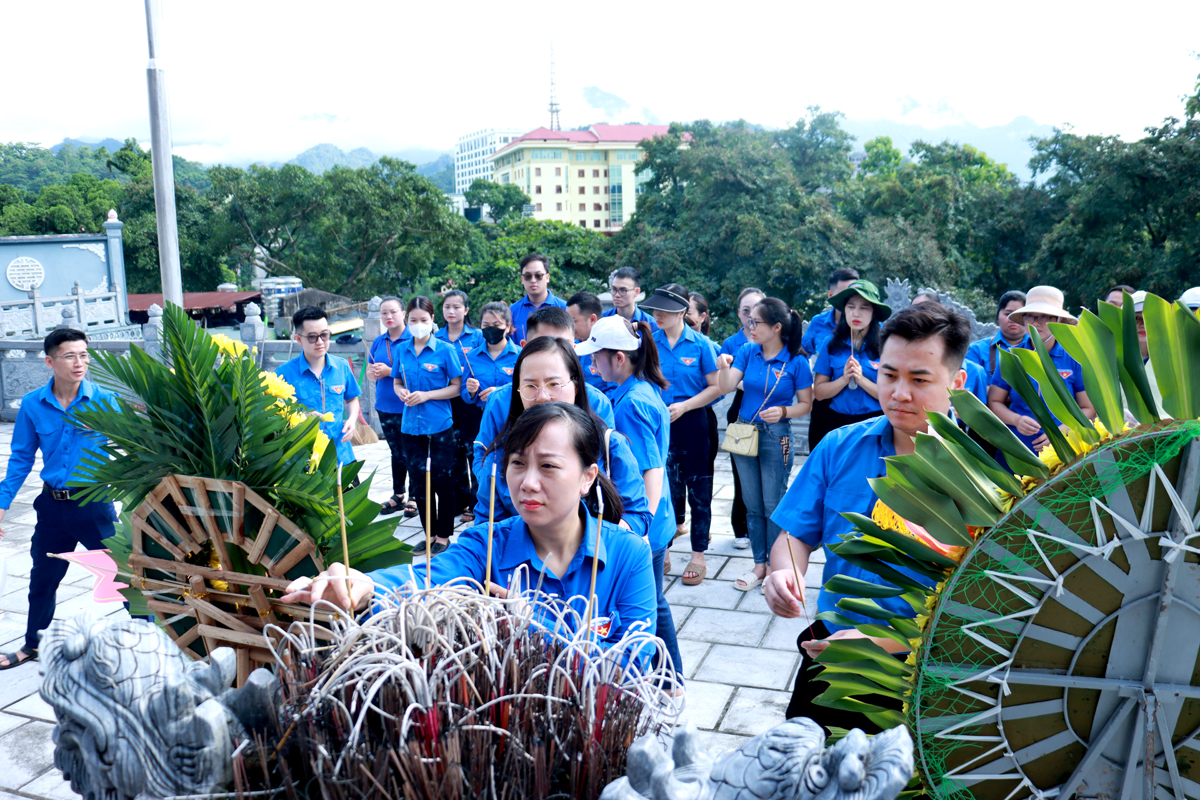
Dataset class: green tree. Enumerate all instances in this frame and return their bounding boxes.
[464,179,531,222]
[859,136,903,177]
[774,106,856,192]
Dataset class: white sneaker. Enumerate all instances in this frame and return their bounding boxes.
[733,537,750,550]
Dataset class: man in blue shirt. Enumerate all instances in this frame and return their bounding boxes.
[603,266,658,333]
[801,267,859,357]
[965,290,1029,376]
[764,302,970,729]
[566,291,611,393]
[0,329,118,669]
[276,307,362,469]
[510,253,568,345]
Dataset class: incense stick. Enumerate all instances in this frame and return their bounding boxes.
[336,462,351,600]
[783,534,811,629]
[583,482,604,639]
[424,447,432,591]
[484,462,497,596]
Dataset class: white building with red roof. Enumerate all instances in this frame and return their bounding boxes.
[455,128,526,195]
[487,123,672,231]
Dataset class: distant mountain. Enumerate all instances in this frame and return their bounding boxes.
[840,116,1056,182]
[286,143,377,173]
[50,137,125,153]
[417,154,454,193]
[385,147,452,167]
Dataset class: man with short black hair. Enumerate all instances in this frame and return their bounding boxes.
[510,254,567,345]
[801,267,860,357]
[0,329,119,669]
[277,306,362,468]
[603,266,658,332]
[765,303,970,729]
[567,292,609,392]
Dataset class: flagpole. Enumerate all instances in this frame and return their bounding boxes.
[143,0,183,308]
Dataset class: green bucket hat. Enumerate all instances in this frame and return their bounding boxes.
[830,279,892,322]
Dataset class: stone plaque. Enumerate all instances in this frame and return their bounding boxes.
[7,257,45,291]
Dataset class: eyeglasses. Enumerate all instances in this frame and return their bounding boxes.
[52,352,90,364]
[302,332,332,344]
[518,379,573,402]
[610,286,634,296]
[746,318,765,329]
[1024,314,1056,325]
[521,272,547,282]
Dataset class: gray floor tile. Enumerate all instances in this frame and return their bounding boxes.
[675,639,710,679]
[665,555,727,579]
[0,713,29,738]
[691,729,751,758]
[670,604,693,629]
[693,645,798,691]
[677,680,734,730]
[714,557,757,581]
[760,615,810,651]
[0,586,84,615]
[718,687,793,736]
[0,719,56,790]
[678,609,769,647]
[4,694,56,723]
[19,769,78,800]
[665,580,741,610]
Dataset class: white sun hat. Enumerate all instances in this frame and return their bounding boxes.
[1008,285,1078,324]
[1179,287,1200,310]
[574,315,642,355]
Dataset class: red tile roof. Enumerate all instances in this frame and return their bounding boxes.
[493,123,672,157]
[127,291,262,312]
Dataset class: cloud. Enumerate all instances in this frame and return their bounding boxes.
[642,107,662,124]
[582,87,630,118]
[301,112,341,124]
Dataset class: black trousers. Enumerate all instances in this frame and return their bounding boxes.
[27,491,115,651]
[668,407,713,552]
[401,428,458,540]
[449,397,482,510]
[808,403,882,452]
[376,410,410,498]
[786,620,905,734]
[726,390,747,538]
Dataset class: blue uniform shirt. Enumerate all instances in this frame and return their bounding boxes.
[369,506,656,648]
[964,360,989,405]
[989,339,1086,449]
[472,429,654,540]
[369,331,411,414]
[720,328,750,357]
[814,339,882,416]
[653,326,718,405]
[473,383,615,475]
[511,292,568,344]
[389,337,463,435]
[0,378,117,508]
[276,354,362,465]
[966,332,1030,375]
[802,307,838,356]
[731,343,814,422]
[602,306,659,333]
[771,416,935,632]
[435,324,484,372]
[579,352,612,394]
[608,376,674,551]
[461,339,521,407]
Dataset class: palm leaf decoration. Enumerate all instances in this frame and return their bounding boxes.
[808,292,1200,799]
[67,303,410,579]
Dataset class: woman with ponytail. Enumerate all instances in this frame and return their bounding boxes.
[716,297,813,592]
[578,315,684,686]
[283,402,657,650]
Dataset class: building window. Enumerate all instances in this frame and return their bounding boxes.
[605,219,611,228]
[590,152,606,161]
[605,203,609,211]
[579,221,587,227]
[556,185,562,193]
[593,203,601,211]
[577,169,585,178]
[535,185,542,194]
[604,169,609,177]
[604,186,609,194]
[592,169,600,178]
[593,186,600,195]
[535,167,542,176]
[578,203,586,211]
[593,219,601,228]
[536,203,543,211]
[556,202,563,211]
[578,187,585,195]
[555,167,562,176]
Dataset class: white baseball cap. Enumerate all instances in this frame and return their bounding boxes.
[574,315,641,355]
[1130,290,1148,312]
[1180,287,1200,310]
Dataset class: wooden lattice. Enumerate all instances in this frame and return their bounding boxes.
[128,475,336,685]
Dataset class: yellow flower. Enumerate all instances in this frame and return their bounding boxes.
[211,333,248,359]
[207,547,231,592]
[308,430,330,472]
[261,371,296,400]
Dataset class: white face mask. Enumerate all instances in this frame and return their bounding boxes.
[409,322,434,340]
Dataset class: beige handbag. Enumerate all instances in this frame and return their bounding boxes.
[720,363,784,458]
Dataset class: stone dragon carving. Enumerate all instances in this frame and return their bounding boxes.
[601,719,912,800]
[39,615,281,800]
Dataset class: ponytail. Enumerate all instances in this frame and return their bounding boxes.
[785,309,804,358]
[629,320,670,391]
[755,298,805,358]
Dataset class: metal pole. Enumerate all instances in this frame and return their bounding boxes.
[144,0,183,309]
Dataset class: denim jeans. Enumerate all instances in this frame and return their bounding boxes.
[667,407,712,552]
[730,418,794,564]
[651,545,684,680]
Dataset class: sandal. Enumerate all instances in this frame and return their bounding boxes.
[460,509,476,523]
[681,560,707,586]
[0,647,36,670]
[379,494,406,516]
[664,552,672,575]
[734,571,763,592]
[429,538,450,556]
[402,500,419,518]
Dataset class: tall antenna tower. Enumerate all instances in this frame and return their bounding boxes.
[548,45,561,131]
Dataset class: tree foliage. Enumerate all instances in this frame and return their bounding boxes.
[464,179,532,223]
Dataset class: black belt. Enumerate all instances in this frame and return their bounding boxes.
[42,484,80,501]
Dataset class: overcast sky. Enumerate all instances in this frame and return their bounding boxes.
[5,0,1199,166]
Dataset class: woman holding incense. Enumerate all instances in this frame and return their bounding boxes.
[810,279,890,449]
[436,289,485,521]
[368,296,416,517]
[280,403,657,649]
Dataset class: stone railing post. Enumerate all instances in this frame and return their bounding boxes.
[363,297,383,433]
[239,301,266,351]
[56,306,85,332]
[103,210,129,324]
[142,303,164,361]
[72,280,87,328]
[28,288,43,336]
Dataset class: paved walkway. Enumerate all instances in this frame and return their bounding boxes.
[0,417,819,798]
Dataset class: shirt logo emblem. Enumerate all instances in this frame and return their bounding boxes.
[680,357,696,366]
[773,368,784,379]
[501,367,514,375]
[589,363,600,375]
[1058,369,1073,379]
[870,361,880,369]
[330,384,345,395]
[591,617,612,638]
[423,364,440,372]
[460,346,474,355]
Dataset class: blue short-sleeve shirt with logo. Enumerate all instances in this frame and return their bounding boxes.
[813,339,883,416]
[653,326,718,405]
[966,332,1030,375]
[731,343,814,422]
[369,331,411,414]
[602,306,659,333]
[802,307,838,356]
[511,292,568,344]
[720,328,750,358]
[390,337,463,435]
[276,354,362,465]
[461,339,521,407]
[608,375,674,551]
[989,339,1087,448]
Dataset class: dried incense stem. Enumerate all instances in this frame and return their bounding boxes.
[336,462,351,598]
[484,462,497,596]
[584,482,604,637]
[784,534,811,628]
[424,452,432,590]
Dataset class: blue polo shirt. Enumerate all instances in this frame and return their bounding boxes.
[653,326,718,405]
[720,328,750,357]
[473,383,616,475]
[389,337,463,435]
[814,339,882,416]
[472,428,654,540]
[602,306,659,333]
[801,307,838,356]
[511,292,568,344]
[609,376,674,551]
[989,339,1086,450]
[1,377,117,507]
[461,339,521,407]
[369,505,656,649]
[731,343,814,422]
[772,416,935,632]
[435,324,484,371]
[964,360,989,405]
[276,354,362,465]
[966,332,1030,375]
[369,331,411,414]
[579,352,612,394]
